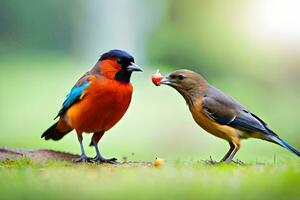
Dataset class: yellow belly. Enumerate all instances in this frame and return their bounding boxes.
[189,98,241,142]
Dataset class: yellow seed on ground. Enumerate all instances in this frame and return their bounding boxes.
[152,157,165,167]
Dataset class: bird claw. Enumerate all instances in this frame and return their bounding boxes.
[202,156,218,165]
[203,160,219,165]
[92,156,118,164]
[73,155,92,163]
[218,159,245,165]
[232,159,245,165]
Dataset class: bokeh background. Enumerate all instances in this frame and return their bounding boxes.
[1,0,300,163]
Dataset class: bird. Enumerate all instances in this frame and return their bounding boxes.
[158,69,300,162]
[41,49,143,163]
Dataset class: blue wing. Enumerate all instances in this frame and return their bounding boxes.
[54,81,90,119]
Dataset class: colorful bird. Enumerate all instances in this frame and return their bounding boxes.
[158,69,300,162]
[41,49,143,163]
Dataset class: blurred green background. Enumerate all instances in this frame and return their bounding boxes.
[1,0,300,163]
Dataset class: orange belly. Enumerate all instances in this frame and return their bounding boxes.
[189,98,240,141]
[66,78,133,133]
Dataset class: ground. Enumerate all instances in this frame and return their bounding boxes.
[0,147,299,200]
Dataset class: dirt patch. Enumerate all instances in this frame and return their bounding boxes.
[0,147,152,167]
[0,147,78,162]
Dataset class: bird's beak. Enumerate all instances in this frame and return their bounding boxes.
[159,76,172,85]
[127,62,143,72]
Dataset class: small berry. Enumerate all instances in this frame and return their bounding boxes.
[151,69,163,86]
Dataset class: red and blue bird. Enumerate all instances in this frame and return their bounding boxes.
[42,49,142,163]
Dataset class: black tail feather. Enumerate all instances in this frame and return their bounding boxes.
[269,135,300,157]
[41,122,71,141]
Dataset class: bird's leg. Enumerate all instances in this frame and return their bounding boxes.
[224,147,239,163]
[91,132,118,164]
[220,142,235,162]
[93,142,118,164]
[222,142,240,163]
[73,133,90,163]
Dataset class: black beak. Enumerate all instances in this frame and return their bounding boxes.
[127,62,143,72]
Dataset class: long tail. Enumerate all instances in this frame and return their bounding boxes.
[268,135,300,157]
[41,119,72,141]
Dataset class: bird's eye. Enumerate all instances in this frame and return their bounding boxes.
[178,75,184,80]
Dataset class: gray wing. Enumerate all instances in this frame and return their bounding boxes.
[202,86,273,135]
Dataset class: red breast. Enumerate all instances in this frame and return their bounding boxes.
[66,76,133,133]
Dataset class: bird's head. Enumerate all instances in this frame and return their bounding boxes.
[159,69,208,104]
[98,49,143,83]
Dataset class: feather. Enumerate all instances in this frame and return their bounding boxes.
[55,81,90,119]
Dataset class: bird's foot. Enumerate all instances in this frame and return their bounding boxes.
[204,160,219,165]
[202,156,219,165]
[232,159,245,165]
[92,156,118,164]
[219,159,245,165]
[73,154,92,163]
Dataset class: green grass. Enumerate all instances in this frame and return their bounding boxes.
[1,158,300,200]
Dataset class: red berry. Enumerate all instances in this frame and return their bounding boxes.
[152,69,163,86]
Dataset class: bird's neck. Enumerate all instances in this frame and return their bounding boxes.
[115,69,132,83]
[175,81,208,107]
[176,87,203,106]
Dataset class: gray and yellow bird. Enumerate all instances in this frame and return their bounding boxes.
[158,69,300,162]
